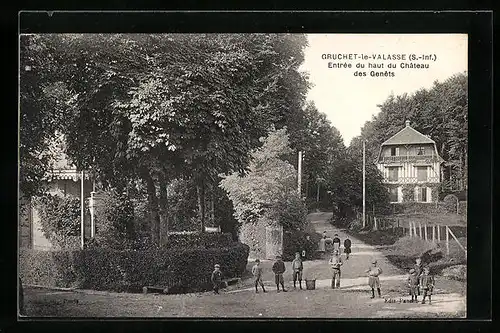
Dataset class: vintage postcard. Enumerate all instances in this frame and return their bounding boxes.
[19,30,469,319]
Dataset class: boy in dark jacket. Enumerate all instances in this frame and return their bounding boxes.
[211,264,223,294]
[291,252,304,290]
[420,266,435,304]
[414,257,423,295]
[407,268,419,302]
[272,255,287,292]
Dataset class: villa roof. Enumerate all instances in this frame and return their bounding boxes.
[381,121,435,146]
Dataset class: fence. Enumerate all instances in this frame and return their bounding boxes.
[407,221,466,258]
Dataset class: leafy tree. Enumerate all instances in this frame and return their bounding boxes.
[220,128,307,231]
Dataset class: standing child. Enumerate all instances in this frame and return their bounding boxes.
[407,268,419,302]
[420,266,435,304]
[329,249,343,289]
[252,259,266,293]
[272,255,287,292]
[414,257,423,296]
[366,259,383,298]
[344,236,352,260]
[292,252,304,290]
[211,264,223,294]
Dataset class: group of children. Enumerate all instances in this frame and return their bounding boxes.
[407,257,435,304]
[210,242,434,304]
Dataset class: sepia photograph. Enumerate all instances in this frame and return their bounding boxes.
[18,32,468,318]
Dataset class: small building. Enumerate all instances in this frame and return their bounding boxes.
[376,120,445,203]
[19,142,94,250]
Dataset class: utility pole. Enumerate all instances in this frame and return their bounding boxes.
[362,140,366,229]
[80,170,85,250]
[298,151,303,196]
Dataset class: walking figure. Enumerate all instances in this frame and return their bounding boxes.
[329,249,343,289]
[272,255,287,292]
[420,266,435,304]
[211,264,223,294]
[343,236,352,260]
[292,252,304,290]
[366,259,383,298]
[252,259,267,293]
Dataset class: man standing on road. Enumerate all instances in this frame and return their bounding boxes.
[329,249,343,289]
[366,259,383,298]
[332,233,341,254]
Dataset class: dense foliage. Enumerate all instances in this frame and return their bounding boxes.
[19,242,249,293]
[35,193,81,249]
[220,128,308,231]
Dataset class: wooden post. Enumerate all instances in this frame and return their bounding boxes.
[432,225,436,243]
[424,224,428,241]
[298,151,303,196]
[418,222,422,239]
[437,225,441,242]
[362,140,366,229]
[446,226,450,255]
[414,222,418,238]
[80,170,85,250]
[409,222,413,237]
[373,216,378,230]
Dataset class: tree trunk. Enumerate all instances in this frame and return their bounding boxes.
[158,170,169,246]
[197,177,206,233]
[143,170,160,245]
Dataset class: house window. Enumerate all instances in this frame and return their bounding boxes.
[390,147,400,156]
[415,187,428,202]
[388,187,398,202]
[416,166,427,182]
[388,167,399,182]
[416,146,426,155]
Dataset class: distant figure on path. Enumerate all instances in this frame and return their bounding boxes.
[272,255,287,292]
[329,249,343,289]
[343,236,352,260]
[252,259,266,293]
[211,264,223,294]
[318,232,327,256]
[332,234,341,254]
[291,252,304,290]
[366,259,383,298]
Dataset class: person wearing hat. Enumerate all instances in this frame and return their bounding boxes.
[407,268,419,302]
[211,264,223,294]
[272,255,287,292]
[365,259,383,298]
[329,249,343,289]
[343,236,352,260]
[414,257,424,296]
[252,259,267,293]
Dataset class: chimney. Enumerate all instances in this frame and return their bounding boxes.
[405,120,411,127]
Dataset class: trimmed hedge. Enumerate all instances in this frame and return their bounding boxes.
[19,242,249,294]
[167,232,233,248]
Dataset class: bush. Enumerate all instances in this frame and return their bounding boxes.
[93,190,135,249]
[166,232,233,248]
[35,193,81,249]
[19,242,250,294]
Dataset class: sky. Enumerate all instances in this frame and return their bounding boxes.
[299,34,468,146]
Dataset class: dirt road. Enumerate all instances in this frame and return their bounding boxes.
[22,212,465,318]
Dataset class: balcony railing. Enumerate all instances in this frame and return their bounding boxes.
[380,155,439,164]
[383,176,440,184]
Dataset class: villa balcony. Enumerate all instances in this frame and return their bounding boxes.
[380,155,439,164]
[382,176,440,184]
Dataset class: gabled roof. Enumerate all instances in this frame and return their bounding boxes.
[381,121,435,146]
